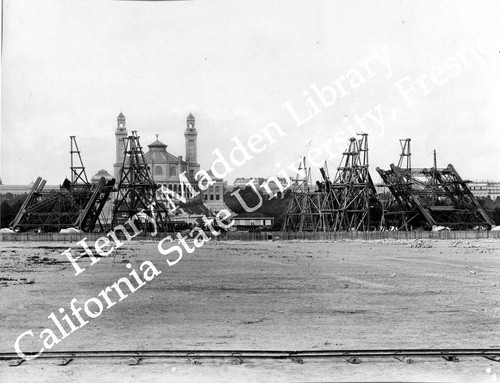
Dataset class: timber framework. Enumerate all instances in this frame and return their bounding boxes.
[283,135,494,232]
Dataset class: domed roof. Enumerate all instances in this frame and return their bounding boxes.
[91,169,113,183]
[148,139,167,148]
[144,147,184,165]
[146,151,168,164]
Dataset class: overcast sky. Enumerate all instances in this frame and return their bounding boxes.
[2,0,499,185]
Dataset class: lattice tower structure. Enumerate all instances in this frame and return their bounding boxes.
[10,137,114,232]
[376,142,494,230]
[326,133,380,231]
[112,131,173,232]
[282,134,381,232]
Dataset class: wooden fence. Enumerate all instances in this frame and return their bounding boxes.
[1,230,499,242]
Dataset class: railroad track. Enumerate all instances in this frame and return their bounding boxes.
[2,349,500,366]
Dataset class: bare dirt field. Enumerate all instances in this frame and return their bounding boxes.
[1,238,499,382]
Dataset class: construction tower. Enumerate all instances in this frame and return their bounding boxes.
[281,157,323,231]
[111,131,173,232]
[10,137,114,232]
[376,140,494,230]
[282,134,381,232]
[326,133,380,231]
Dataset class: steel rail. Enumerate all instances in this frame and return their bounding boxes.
[1,348,500,361]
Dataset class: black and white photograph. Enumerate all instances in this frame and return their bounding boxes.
[1,1,500,382]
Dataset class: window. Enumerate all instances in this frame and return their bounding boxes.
[155,166,163,176]
[210,195,214,200]
[170,167,177,177]
[216,195,220,200]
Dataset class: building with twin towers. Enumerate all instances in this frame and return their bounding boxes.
[113,112,226,210]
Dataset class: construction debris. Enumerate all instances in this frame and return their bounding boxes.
[408,239,433,248]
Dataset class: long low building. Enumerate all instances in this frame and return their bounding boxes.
[0,183,59,197]
[232,212,275,230]
[469,181,500,199]
[0,170,114,198]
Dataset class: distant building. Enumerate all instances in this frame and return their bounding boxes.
[114,112,200,188]
[0,182,59,197]
[170,205,210,226]
[233,177,265,189]
[0,170,114,198]
[113,112,226,210]
[232,212,275,231]
[469,181,500,199]
[202,170,228,211]
[89,170,115,224]
[91,169,113,183]
[233,177,298,197]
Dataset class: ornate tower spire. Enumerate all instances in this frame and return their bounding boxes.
[114,112,128,180]
[117,111,126,128]
[184,112,198,165]
[187,112,195,130]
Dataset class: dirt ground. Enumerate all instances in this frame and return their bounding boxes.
[1,238,499,382]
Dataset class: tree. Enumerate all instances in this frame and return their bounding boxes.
[492,207,500,225]
[224,186,292,230]
[0,201,12,228]
[0,194,27,228]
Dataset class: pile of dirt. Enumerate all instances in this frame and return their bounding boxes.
[368,239,433,248]
[369,239,402,245]
[408,239,433,248]
[450,240,477,248]
[0,277,35,288]
[27,255,67,265]
[209,240,248,245]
